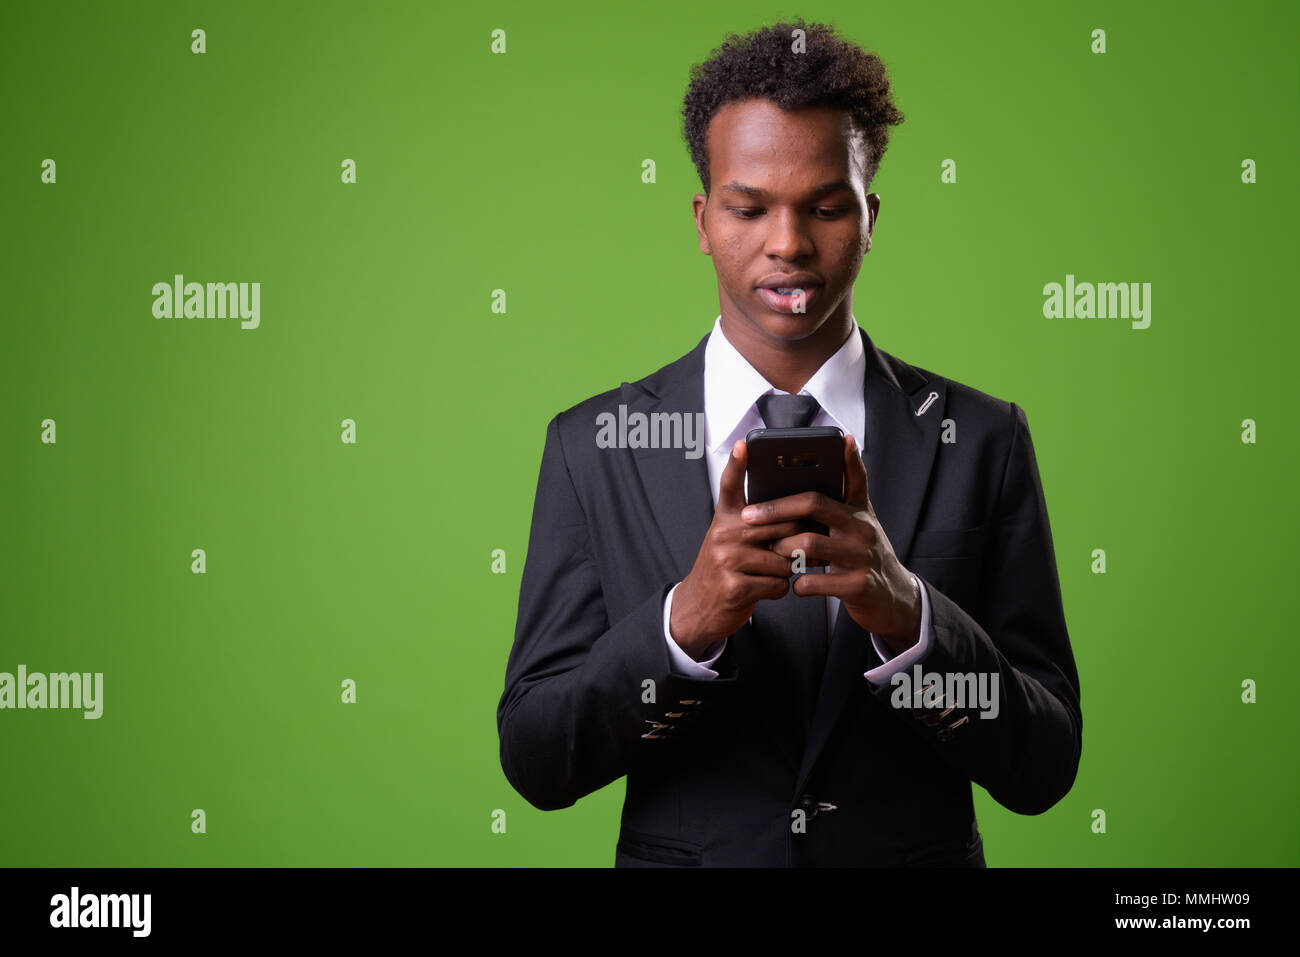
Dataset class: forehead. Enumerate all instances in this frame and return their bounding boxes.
[706,98,867,186]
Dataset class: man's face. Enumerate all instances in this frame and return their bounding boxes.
[692,98,880,345]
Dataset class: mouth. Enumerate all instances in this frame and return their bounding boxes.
[756,284,822,314]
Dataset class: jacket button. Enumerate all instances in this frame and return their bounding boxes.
[937,715,969,741]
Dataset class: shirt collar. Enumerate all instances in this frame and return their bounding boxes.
[703,314,865,455]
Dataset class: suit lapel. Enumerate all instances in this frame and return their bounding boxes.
[855,325,942,568]
[794,326,946,798]
[625,334,716,583]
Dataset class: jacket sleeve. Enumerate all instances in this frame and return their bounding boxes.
[868,401,1083,815]
[497,413,737,811]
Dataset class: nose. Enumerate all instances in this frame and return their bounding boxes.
[763,209,815,261]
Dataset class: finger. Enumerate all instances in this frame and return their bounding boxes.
[770,533,859,567]
[741,491,846,528]
[768,536,830,568]
[717,439,748,511]
[737,573,791,602]
[790,570,866,598]
[844,433,871,510]
[736,519,805,545]
[757,574,792,602]
[734,548,802,578]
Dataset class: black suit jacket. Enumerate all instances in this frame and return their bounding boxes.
[497,325,1082,866]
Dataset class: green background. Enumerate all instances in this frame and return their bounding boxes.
[2,0,1296,866]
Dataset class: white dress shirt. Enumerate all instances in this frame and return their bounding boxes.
[662,315,934,687]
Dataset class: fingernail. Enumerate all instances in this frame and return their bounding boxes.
[741,506,756,521]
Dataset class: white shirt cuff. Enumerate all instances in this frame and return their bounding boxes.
[663,582,727,678]
[864,574,932,688]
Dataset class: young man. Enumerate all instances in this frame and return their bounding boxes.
[497,19,1081,867]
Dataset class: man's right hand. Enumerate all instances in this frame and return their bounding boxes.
[669,439,802,660]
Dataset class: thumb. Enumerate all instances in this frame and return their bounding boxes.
[718,439,748,511]
[844,433,871,510]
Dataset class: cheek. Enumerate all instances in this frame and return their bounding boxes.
[717,233,746,276]
[831,235,865,276]
[838,217,870,262]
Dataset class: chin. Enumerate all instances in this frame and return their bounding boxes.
[751,309,828,342]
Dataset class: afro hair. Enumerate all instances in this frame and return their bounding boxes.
[681,17,905,194]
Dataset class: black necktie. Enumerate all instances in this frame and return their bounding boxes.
[756,392,821,430]
[748,391,829,747]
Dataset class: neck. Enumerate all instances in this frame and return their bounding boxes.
[720,310,855,394]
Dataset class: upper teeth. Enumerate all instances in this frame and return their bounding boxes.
[776,287,804,293]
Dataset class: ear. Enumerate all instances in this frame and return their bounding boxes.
[692,193,712,254]
[864,193,881,252]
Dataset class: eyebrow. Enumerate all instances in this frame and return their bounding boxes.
[719,179,855,199]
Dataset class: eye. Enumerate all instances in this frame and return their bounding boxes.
[725,207,851,220]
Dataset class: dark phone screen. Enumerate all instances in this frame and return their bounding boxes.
[745,427,845,537]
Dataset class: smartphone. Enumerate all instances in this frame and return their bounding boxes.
[744,426,845,538]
